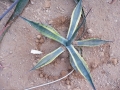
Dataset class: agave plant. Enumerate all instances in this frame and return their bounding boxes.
[21,0,109,90]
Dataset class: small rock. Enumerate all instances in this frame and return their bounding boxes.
[48,75,53,80]
[56,59,61,64]
[48,20,53,25]
[44,0,51,8]
[61,58,65,61]
[91,62,98,69]
[60,70,68,77]
[66,80,70,85]
[35,39,40,43]
[53,76,59,80]
[44,74,48,79]
[87,28,93,34]
[39,74,44,78]
[30,0,35,4]
[111,58,118,65]
[54,62,57,66]
[36,34,41,39]
[40,38,45,43]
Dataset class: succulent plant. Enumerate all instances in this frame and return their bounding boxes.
[21,0,109,90]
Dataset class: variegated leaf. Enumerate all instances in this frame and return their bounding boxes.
[67,0,82,40]
[21,17,67,46]
[74,38,110,47]
[31,47,65,70]
[67,45,96,90]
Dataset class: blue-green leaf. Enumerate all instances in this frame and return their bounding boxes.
[67,0,82,40]
[31,47,65,70]
[21,17,67,46]
[74,38,110,47]
[66,45,96,90]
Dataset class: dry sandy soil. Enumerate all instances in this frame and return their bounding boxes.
[0,0,120,90]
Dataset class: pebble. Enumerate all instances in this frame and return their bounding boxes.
[40,38,45,43]
[56,59,61,64]
[53,76,59,80]
[44,0,51,8]
[30,0,35,4]
[61,58,65,61]
[111,58,118,65]
[91,62,98,69]
[35,39,40,43]
[48,75,53,80]
[66,80,70,85]
[87,28,93,34]
[39,74,44,78]
[36,34,41,39]
[60,70,68,77]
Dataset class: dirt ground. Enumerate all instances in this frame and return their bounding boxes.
[0,0,120,90]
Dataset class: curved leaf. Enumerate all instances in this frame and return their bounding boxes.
[6,0,29,25]
[74,38,110,47]
[0,0,29,43]
[66,45,96,90]
[31,47,65,70]
[0,0,20,20]
[67,9,91,45]
[21,17,67,46]
[67,0,82,40]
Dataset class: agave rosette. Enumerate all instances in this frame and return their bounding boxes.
[21,0,109,90]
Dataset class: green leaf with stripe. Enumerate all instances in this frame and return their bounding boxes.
[67,0,82,40]
[21,17,67,46]
[74,38,110,47]
[31,47,65,70]
[66,45,96,90]
[6,0,29,25]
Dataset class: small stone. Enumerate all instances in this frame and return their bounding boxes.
[39,74,44,78]
[40,38,45,43]
[30,0,35,4]
[44,0,51,8]
[56,59,61,64]
[53,76,59,80]
[111,58,118,65]
[66,80,70,85]
[61,58,65,61]
[87,28,93,34]
[60,70,68,77]
[36,35,41,39]
[44,74,48,79]
[54,62,57,66]
[48,20,53,25]
[48,75,53,80]
[91,62,98,69]
[35,39,40,43]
